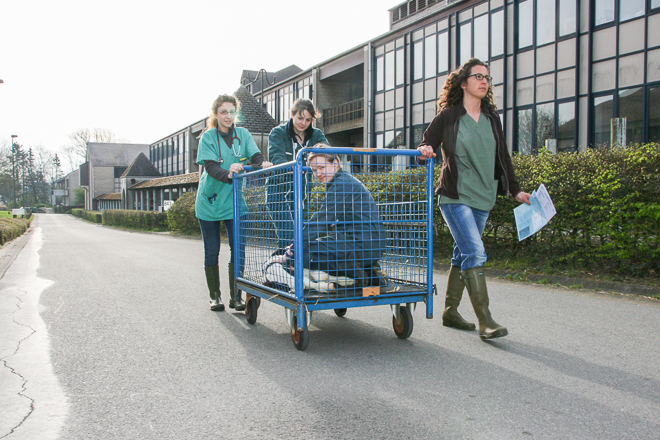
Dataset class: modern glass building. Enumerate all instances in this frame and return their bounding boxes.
[251,0,660,163]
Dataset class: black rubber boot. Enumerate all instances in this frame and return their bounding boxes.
[462,267,507,340]
[442,266,476,330]
[204,265,224,311]
[227,261,245,311]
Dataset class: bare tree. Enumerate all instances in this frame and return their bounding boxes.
[60,128,128,173]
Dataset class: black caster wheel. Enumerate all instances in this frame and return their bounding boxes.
[392,306,413,339]
[245,297,258,325]
[291,315,309,351]
[334,308,347,317]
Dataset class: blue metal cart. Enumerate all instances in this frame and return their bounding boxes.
[232,147,435,350]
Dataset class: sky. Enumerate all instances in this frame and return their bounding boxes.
[0,0,391,160]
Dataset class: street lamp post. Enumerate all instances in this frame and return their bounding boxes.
[242,69,276,150]
[11,135,18,208]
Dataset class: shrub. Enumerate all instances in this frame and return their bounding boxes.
[103,209,168,231]
[167,192,205,236]
[71,208,102,223]
[0,217,32,245]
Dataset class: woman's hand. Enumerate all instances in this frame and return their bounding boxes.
[262,161,273,168]
[417,145,436,159]
[515,191,532,205]
[227,163,244,179]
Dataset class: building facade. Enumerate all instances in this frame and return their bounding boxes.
[251,0,660,160]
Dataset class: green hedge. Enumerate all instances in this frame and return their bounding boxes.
[68,144,659,279]
[103,209,168,232]
[71,208,102,223]
[0,216,32,245]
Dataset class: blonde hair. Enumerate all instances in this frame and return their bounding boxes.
[205,94,241,131]
[307,143,342,170]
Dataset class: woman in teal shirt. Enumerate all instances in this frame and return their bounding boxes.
[196,94,271,311]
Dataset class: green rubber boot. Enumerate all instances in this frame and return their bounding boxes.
[204,265,224,311]
[442,265,476,330]
[228,261,245,311]
[462,267,507,340]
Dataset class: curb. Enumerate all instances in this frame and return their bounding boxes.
[432,262,660,299]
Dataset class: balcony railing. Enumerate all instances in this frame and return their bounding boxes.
[323,98,364,127]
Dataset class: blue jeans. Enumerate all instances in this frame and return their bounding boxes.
[440,203,489,271]
[199,218,242,268]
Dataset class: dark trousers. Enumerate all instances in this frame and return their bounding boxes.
[199,218,243,268]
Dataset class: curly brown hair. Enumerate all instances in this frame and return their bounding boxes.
[437,58,496,112]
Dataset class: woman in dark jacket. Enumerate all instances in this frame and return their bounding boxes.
[302,149,387,283]
[267,99,328,249]
[417,58,531,340]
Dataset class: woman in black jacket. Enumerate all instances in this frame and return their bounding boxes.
[417,58,531,340]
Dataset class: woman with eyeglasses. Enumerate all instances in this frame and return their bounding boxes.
[417,58,531,340]
[196,94,272,312]
[267,99,328,249]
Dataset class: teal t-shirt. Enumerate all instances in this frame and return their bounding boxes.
[195,126,261,221]
[440,113,498,211]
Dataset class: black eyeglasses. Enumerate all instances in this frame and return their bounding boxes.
[468,73,493,83]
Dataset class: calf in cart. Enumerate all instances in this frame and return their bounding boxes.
[264,147,388,294]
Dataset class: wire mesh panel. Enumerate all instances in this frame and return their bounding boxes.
[234,148,433,306]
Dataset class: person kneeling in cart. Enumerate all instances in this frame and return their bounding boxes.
[266,147,388,292]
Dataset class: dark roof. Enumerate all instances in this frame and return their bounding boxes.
[96,193,121,200]
[131,172,199,189]
[240,65,302,94]
[121,152,162,178]
[234,85,277,135]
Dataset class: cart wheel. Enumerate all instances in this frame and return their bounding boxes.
[334,308,347,318]
[393,306,413,339]
[245,297,258,325]
[291,315,309,351]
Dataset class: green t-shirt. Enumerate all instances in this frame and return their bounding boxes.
[440,113,498,211]
[195,126,261,221]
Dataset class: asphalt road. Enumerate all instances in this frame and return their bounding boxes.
[2,214,660,439]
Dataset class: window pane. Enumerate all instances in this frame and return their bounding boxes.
[518,0,533,49]
[518,109,533,155]
[425,35,436,79]
[460,22,472,64]
[654,0,660,10]
[414,41,424,81]
[594,94,614,146]
[620,0,645,22]
[536,103,555,151]
[385,51,395,90]
[376,57,385,91]
[557,102,576,151]
[648,87,660,142]
[618,88,644,144]
[595,0,615,26]
[537,0,555,45]
[559,0,577,36]
[474,14,489,61]
[385,131,395,148]
[413,125,426,147]
[491,10,504,57]
[438,32,449,73]
[396,49,404,86]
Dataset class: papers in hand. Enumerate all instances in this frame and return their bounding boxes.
[513,183,556,241]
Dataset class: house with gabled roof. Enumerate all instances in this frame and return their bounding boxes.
[120,152,162,210]
[83,142,149,210]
